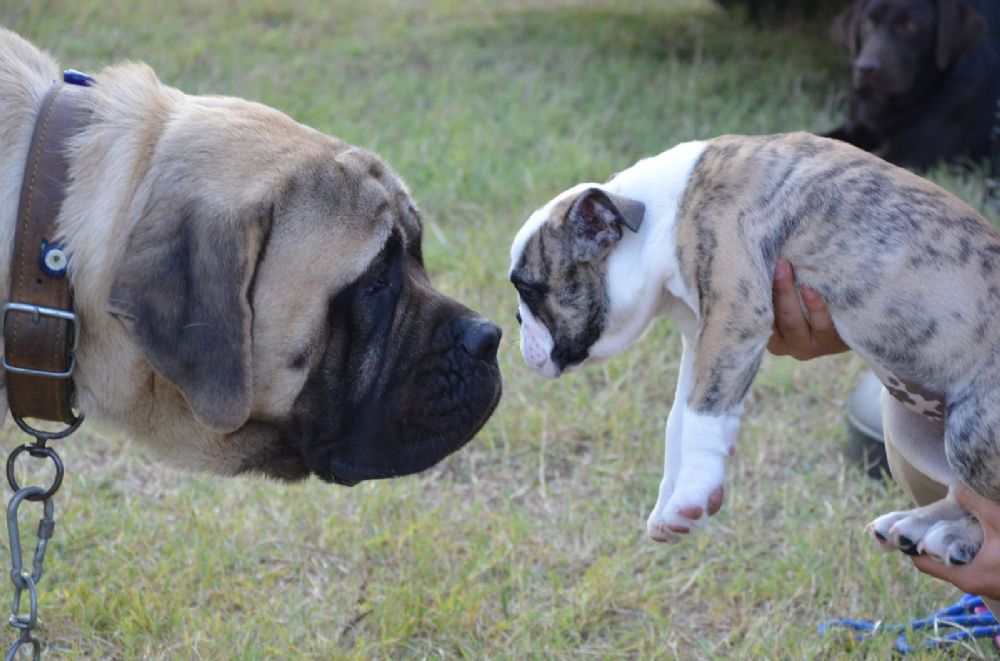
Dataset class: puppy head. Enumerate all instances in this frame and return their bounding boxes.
[508,186,644,378]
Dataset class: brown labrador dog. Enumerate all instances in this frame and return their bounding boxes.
[825,0,1000,171]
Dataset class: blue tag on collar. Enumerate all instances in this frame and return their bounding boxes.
[63,69,95,87]
[39,241,68,279]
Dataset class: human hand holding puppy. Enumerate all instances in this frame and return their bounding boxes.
[769,263,1000,600]
[911,484,1000,600]
[767,259,849,360]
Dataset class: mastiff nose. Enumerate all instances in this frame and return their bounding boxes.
[460,319,502,361]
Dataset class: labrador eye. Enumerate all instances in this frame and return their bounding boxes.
[365,276,390,296]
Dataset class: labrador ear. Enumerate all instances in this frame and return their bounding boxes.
[566,188,645,261]
[936,0,988,69]
[108,196,270,433]
[830,1,863,58]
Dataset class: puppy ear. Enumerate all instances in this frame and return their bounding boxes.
[566,188,645,261]
[108,196,270,434]
[830,1,862,58]
[936,0,988,69]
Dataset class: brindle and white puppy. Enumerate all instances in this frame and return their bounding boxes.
[510,131,1000,565]
[0,29,502,485]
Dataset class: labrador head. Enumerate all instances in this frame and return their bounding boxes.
[831,0,987,94]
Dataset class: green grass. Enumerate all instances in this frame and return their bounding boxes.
[3,1,999,658]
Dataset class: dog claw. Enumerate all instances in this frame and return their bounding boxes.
[896,534,919,555]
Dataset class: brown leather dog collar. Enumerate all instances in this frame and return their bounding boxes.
[3,72,94,428]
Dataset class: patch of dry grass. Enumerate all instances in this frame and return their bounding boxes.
[1,0,997,658]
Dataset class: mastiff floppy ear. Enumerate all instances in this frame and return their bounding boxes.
[566,188,645,261]
[107,195,270,433]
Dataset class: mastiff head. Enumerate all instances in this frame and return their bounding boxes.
[0,29,502,485]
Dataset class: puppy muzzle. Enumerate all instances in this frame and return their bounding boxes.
[518,307,561,378]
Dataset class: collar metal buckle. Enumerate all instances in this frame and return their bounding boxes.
[2,303,79,378]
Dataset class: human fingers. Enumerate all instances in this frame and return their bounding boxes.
[801,286,850,355]
[911,551,1000,600]
[955,483,1000,531]
[768,260,810,356]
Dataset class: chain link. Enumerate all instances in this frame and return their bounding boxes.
[4,444,62,661]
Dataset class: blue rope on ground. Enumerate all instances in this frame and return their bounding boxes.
[818,593,1000,653]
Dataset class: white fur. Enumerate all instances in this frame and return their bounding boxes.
[518,305,559,379]
[590,141,705,358]
[646,333,743,541]
[513,141,749,543]
[510,141,707,375]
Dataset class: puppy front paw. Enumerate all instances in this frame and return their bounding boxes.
[646,484,724,543]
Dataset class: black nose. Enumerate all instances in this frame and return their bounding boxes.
[853,57,881,84]
[460,319,502,361]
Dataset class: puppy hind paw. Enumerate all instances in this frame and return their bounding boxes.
[865,512,908,552]
[916,518,984,567]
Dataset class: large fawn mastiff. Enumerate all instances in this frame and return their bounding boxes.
[0,28,501,485]
[510,131,998,566]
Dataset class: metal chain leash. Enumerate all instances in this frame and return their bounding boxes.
[3,438,65,661]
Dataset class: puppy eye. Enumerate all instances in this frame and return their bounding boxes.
[517,284,544,305]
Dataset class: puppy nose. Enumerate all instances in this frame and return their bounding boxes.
[460,319,502,361]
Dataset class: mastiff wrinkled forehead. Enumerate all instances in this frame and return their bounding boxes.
[509,185,644,377]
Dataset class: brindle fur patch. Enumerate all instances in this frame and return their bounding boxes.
[675,132,1000,500]
[511,198,610,370]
